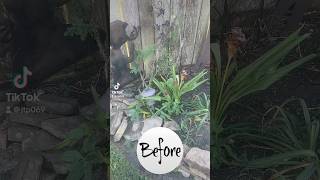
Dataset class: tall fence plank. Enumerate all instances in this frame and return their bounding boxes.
[192,0,210,66]
[170,0,186,68]
[181,0,203,66]
[123,0,142,51]
[137,0,155,76]
[153,0,171,59]
[120,0,210,77]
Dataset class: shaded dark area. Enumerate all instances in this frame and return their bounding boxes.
[211,0,320,179]
[0,0,108,180]
[0,0,105,91]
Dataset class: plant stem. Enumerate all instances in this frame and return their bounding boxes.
[214,57,232,129]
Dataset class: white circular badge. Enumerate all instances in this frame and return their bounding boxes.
[137,127,183,174]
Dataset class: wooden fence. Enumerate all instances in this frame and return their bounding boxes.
[117,0,210,76]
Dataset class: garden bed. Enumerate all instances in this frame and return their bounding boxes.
[212,6,320,179]
[110,64,210,179]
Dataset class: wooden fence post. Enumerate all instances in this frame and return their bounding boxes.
[122,0,210,78]
[137,0,155,77]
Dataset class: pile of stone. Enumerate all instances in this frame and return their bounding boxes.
[179,146,210,180]
[0,94,83,180]
[110,96,210,180]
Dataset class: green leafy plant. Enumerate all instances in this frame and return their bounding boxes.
[180,113,209,147]
[57,88,107,180]
[184,93,210,122]
[180,93,210,146]
[128,95,161,121]
[130,45,156,88]
[245,99,320,180]
[211,28,317,168]
[130,45,156,75]
[153,66,207,120]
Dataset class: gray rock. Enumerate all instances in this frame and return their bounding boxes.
[163,121,180,131]
[9,113,61,128]
[110,111,123,135]
[41,116,80,139]
[194,175,205,180]
[185,148,210,180]
[131,121,143,132]
[190,168,209,180]
[123,121,143,141]
[8,124,38,142]
[110,97,131,114]
[43,152,68,175]
[140,88,156,97]
[114,117,128,142]
[124,131,141,142]
[183,144,190,157]
[22,130,61,151]
[140,88,156,106]
[27,94,79,115]
[11,152,43,180]
[178,165,191,178]
[142,117,163,133]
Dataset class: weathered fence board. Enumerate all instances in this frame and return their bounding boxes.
[153,0,171,64]
[192,0,210,66]
[182,0,202,66]
[123,0,142,51]
[137,0,155,77]
[120,0,210,77]
[170,0,185,68]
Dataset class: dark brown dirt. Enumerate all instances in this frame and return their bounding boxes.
[212,6,320,180]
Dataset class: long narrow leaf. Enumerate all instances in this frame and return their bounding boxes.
[247,150,317,168]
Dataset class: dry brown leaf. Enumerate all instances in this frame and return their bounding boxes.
[180,69,189,81]
[226,27,247,60]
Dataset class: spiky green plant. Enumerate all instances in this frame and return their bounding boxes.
[245,99,320,180]
[153,66,207,120]
[211,28,317,168]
